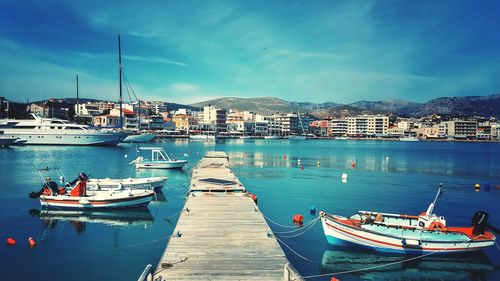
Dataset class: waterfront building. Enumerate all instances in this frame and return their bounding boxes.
[261,115,282,136]
[417,125,440,139]
[439,120,477,139]
[274,113,298,136]
[203,105,227,133]
[75,102,101,117]
[310,120,329,137]
[347,115,389,137]
[329,119,348,137]
[387,126,405,137]
[172,114,196,133]
[93,114,120,128]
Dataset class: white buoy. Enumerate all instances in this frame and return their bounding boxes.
[386,156,389,161]
[124,154,128,158]
[341,173,348,183]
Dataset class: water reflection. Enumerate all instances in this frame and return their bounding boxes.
[320,246,494,281]
[29,208,154,234]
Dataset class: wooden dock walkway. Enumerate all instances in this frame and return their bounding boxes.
[152,151,302,281]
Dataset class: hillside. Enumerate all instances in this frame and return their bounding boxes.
[191,97,307,114]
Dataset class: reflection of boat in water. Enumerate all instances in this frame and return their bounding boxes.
[30,208,154,230]
[320,246,494,281]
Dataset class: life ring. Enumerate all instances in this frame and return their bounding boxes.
[428,221,446,230]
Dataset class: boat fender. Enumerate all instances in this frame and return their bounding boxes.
[250,193,258,204]
[330,277,340,281]
[292,214,304,223]
[28,237,36,248]
[351,162,355,168]
[6,238,16,246]
[474,183,480,192]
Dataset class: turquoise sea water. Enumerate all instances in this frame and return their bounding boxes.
[0,139,499,281]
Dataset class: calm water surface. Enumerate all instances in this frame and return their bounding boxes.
[0,139,499,281]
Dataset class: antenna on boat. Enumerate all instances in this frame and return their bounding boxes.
[426,183,443,216]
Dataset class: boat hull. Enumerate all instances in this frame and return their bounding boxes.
[0,136,18,147]
[40,191,155,209]
[2,132,127,146]
[320,213,495,254]
[135,160,187,169]
[87,177,167,191]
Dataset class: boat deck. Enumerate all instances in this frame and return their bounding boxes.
[154,151,302,280]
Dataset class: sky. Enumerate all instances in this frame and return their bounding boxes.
[0,0,499,104]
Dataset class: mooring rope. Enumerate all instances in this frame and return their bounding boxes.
[277,219,320,238]
[275,237,320,264]
[272,217,320,234]
[261,212,317,229]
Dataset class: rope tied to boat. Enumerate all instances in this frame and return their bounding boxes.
[272,217,320,234]
[275,218,320,238]
[261,212,318,229]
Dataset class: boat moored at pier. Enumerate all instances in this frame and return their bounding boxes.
[132,147,187,169]
[1,114,127,146]
[320,188,497,254]
[29,173,155,209]
[86,176,167,192]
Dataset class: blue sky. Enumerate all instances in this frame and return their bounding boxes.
[1,0,499,104]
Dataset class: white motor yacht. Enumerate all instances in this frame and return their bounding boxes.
[0,114,127,146]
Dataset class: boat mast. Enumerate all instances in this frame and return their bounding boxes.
[118,32,123,130]
[76,74,79,124]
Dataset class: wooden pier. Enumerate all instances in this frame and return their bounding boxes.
[152,151,302,281]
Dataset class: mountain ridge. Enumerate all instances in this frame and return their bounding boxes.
[191,94,500,118]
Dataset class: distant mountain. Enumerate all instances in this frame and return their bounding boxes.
[410,94,500,118]
[191,97,307,115]
[348,99,421,116]
[192,94,500,118]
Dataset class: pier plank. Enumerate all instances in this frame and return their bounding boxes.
[154,152,299,281]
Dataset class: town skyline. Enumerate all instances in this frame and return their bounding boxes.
[1,1,500,104]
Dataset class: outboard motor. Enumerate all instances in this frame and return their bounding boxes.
[29,181,59,198]
[471,211,489,235]
[472,211,500,236]
[66,172,89,186]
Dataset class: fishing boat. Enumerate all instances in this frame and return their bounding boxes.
[133,147,187,169]
[320,187,497,254]
[86,176,167,192]
[29,172,155,209]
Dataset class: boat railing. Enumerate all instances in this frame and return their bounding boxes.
[137,264,154,281]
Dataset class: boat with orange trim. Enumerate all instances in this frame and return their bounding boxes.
[320,187,497,254]
[29,172,155,209]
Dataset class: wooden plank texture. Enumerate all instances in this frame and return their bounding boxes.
[153,151,294,281]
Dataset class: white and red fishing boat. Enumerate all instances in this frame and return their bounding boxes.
[320,187,497,254]
[29,173,155,209]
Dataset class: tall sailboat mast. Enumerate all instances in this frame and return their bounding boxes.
[118,32,123,129]
[76,74,79,123]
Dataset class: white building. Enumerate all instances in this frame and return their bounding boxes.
[347,115,389,137]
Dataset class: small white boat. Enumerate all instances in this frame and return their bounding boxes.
[189,134,216,140]
[334,136,349,140]
[264,135,281,139]
[29,173,155,209]
[320,188,497,254]
[288,135,306,140]
[122,132,157,143]
[399,136,419,142]
[133,147,187,169]
[87,176,167,192]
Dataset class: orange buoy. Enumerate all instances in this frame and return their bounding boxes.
[301,165,304,170]
[28,237,36,248]
[6,238,16,246]
[283,154,287,159]
[292,214,304,223]
[351,162,356,168]
[250,193,258,204]
[331,276,340,281]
